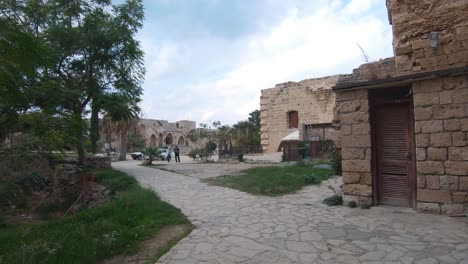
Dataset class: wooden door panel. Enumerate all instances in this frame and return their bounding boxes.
[375,103,413,207]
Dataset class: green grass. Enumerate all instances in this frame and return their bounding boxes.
[203,162,332,196]
[0,169,189,264]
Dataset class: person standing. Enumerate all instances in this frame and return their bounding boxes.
[174,145,180,163]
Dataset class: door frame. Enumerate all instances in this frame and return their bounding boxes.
[369,87,417,208]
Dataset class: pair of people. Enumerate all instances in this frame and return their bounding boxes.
[166,146,180,163]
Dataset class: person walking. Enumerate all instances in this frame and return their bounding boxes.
[166,147,172,162]
[174,145,180,163]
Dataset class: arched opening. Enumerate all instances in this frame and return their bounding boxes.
[186,140,189,147]
[150,134,156,147]
[165,133,173,145]
[177,136,185,146]
[287,110,299,128]
[158,133,163,147]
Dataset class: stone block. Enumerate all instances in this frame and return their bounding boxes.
[416,202,441,214]
[462,119,468,131]
[416,161,445,175]
[440,176,459,191]
[452,192,468,203]
[358,196,372,205]
[339,100,362,113]
[449,146,468,161]
[395,55,409,64]
[436,55,449,66]
[414,79,443,93]
[416,134,430,147]
[430,133,452,147]
[441,204,466,215]
[417,189,452,203]
[352,123,370,135]
[417,175,425,188]
[395,44,412,55]
[439,91,452,104]
[452,89,468,104]
[443,42,464,54]
[443,119,461,131]
[417,120,442,133]
[413,48,425,59]
[427,148,447,161]
[341,148,363,160]
[340,111,369,125]
[341,125,352,136]
[444,161,468,176]
[362,173,372,186]
[414,106,433,121]
[413,92,439,106]
[416,57,436,68]
[336,90,368,101]
[412,39,429,50]
[342,160,371,173]
[443,75,466,90]
[416,148,426,161]
[433,104,466,119]
[342,172,360,184]
[460,177,468,191]
[425,175,440,190]
[364,148,371,160]
[343,184,372,196]
[452,132,467,146]
[341,135,371,148]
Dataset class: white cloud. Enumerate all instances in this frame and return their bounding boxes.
[140,0,393,126]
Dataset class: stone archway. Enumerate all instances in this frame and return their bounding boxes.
[150,134,156,147]
[165,133,173,145]
[177,136,185,146]
[158,133,163,147]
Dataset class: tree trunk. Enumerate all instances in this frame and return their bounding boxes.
[119,127,128,161]
[74,113,86,165]
[90,100,100,153]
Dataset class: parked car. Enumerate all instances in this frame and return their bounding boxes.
[157,148,168,160]
[130,152,145,160]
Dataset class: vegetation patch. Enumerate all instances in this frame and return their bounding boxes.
[0,169,189,264]
[203,163,332,196]
[323,194,343,206]
[347,201,358,208]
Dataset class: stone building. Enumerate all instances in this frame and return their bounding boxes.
[260,75,340,153]
[109,119,197,154]
[334,0,468,214]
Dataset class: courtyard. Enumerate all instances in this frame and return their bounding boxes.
[113,160,468,264]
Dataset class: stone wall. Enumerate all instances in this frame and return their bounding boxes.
[387,0,468,75]
[413,75,468,214]
[260,75,340,153]
[85,157,111,169]
[334,89,373,204]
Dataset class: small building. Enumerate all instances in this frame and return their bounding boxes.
[260,75,340,155]
[334,0,468,214]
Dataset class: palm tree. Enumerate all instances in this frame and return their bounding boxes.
[99,94,141,160]
[142,147,160,165]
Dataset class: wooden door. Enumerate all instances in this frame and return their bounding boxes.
[288,111,298,128]
[374,102,414,207]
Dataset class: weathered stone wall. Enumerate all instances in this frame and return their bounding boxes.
[413,75,468,214]
[260,75,340,153]
[334,89,373,204]
[85,157,111,169]
[388,0,468,75]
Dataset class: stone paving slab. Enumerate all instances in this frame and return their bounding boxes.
[112,160,468,264]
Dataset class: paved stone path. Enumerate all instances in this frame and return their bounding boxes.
[113,161,468,264]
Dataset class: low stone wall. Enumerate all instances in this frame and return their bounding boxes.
[86,156,111,169]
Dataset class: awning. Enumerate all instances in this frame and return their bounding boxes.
[281,130,299,141]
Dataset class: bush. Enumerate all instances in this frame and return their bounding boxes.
[0,213,7,229]
[94,169,137,194]
[304,174,321,185]
[347,201,357,208]
[360,203,370,209]
[296,160,306,166]
[323,194,343,206]
[237,153,244,162]
[330,148,342,176]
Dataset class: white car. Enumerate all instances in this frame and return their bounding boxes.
[130,152,145,160]
[157,148,169,160]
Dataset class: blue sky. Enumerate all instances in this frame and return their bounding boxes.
[134,0,393,126]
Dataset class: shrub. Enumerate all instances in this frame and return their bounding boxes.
[323,194,343,206]
[237,153,244,162]
[360,203,370,209]
[296,160,306,166]
[330,148,342,176]
[304,174,321,185]
[0,213,7,229]
[347,201,357,208]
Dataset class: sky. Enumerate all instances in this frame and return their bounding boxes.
[134,0,394,126]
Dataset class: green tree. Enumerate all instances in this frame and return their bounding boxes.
[1,0,145,164]
[142,147,160,165]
